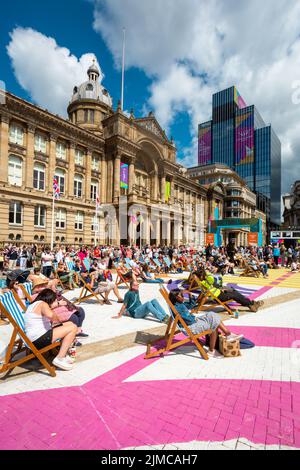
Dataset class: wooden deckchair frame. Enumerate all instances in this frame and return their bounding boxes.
[0,295,61,378]
[187,275,235,316]
[240,262,262,278]
[115,266,131,288]
[145,287,212,361]
[74,274,105,305]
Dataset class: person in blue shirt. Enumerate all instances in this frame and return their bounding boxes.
[273,245,280,267]
[113,280,169,323]
[169,289,243,359]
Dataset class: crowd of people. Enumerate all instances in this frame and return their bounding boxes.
[1,241,299,370]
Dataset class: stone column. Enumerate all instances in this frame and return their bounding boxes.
[25,125,35,190]
[113,155,121,204]
[0,200,9,240]
[128,158,135,196]
[106,157,113,203]
[68,143,76,198]
[85,150,92,202]
[160,174,166,204]
[49,134,57,196]
[0,114,9,184]
[100,154,107,204]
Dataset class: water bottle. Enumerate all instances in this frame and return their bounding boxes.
[234,310,239,319]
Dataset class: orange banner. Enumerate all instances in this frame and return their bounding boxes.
[206,234,215,245]
[248,233,258,245]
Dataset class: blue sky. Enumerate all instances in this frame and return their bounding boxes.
[1,0,300,193]
[0,0,191,158]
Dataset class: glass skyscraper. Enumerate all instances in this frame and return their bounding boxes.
[198,86,282,226]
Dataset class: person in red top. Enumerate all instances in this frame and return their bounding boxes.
[93,247,101,259]
[77,247,87,262]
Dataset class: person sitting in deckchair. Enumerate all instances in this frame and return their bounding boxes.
[80,264,123,305]
[24,288,77,371]
[56,261,77,290]
[195,267,264,313]
[28,267,60,291]
[169,289,243,359]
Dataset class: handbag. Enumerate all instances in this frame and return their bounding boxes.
[219,336,241,358]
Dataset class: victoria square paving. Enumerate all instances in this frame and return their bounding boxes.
[1,1,300,456]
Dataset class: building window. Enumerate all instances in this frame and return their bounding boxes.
[74,174,83,198]
[35,134,47,153]
[55,169,65,194]
[8,155,23,186]
[9,125,24,146]
[92,155,99,171]
[56,142,66,160]
[56,209,66,229]
[90,180,98,201]
[75,149,84,166]
[9,201,22,225]
[34,206,46,227]
[33,163,45,191]
[75,212,84,231]
[91,215,99,233]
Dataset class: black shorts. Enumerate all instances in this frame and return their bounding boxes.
[32,330,53,350]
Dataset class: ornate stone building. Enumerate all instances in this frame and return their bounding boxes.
[187,164,267,246]
[283,181,300,228]
[0,63,225,247]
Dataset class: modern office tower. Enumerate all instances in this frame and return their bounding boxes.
[198,86,282,227]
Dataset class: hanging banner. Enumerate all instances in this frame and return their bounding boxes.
[120,163,129,189]
[248,233,258,245]
[206,234,215,245]
[165,181,171,203]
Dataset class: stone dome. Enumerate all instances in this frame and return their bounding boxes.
[71,63,113,108]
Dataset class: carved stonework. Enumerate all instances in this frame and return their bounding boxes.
[136,118,166,141]
[9,143,26,156]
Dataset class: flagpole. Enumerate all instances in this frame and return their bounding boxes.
[121,27,126,111]
[51,189,55,251]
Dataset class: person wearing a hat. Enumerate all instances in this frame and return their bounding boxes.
[28,267,59,291]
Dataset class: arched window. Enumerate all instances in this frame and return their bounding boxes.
[9,125,24,146]
[9,234,14,240]
[86,84,93,91]
[55,168,66,194]
[33,163,45,191]
[16,234,21,241]
[8,155,22,186]
[74,174,83,198]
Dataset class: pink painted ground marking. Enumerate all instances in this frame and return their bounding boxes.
[1,325,300,450]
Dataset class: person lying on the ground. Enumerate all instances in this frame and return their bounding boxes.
[24,288,77,371]
[194,267,264,313]
[112,280,169,323]
[169,289,244,359]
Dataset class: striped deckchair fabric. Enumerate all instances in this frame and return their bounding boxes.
[65,260,75,271]
[0,291,61,378]
[0,291,25,331]
[83,258,91,271]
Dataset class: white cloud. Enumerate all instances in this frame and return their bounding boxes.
[7,27,104,117]
[93,0,300,193]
